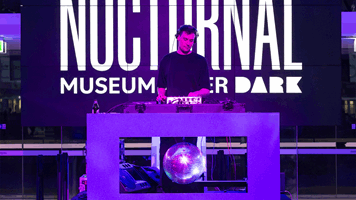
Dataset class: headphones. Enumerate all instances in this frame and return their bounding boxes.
[175,25,199,43]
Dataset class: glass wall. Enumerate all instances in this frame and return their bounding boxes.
[2,125,356,199]
[1,2,356,200]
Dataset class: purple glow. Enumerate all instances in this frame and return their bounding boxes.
[87,113,280,199]
[342,12,356,36]
[179,155,189,164]
[0,14,20,39]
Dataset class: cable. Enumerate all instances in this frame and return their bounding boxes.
[229,137,237,180]
[226,137,233,179]
[211,137,215,180]
[171,37,176,53]
[226,137,233,159]
[106,101,130,113]
[201,136,204,180]
[201,136,203,151]
[226,137,238,180]
[285,190,293,200]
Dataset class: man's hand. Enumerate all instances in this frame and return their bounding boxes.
[156,93,167,101]
[157,88,167,101]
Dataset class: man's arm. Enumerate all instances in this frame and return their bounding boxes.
[190,56,210,97]
[157,55,169,101]
[188,88,210,97]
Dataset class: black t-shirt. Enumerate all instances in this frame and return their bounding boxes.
[157,52,210,96]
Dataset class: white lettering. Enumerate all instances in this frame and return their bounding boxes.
[286,77,302,93]
[235,77,251,93]
[150,0,158,70]
[60,77,78,94]
[251,77,268,93]
[138,77,155,93]
[122,77,136,94]
[224,0,250,70]
[133,0,140,13]
[118,0,141,71]
[284,0,302,70]
[254,0,280,70]
[60,0,86,71]
[209,77,214,93]
[109,77,120,94]
[169,0,177,52]
[185,0,193,25]
[95,77,108,94]
[269,77,284,93]
[197,0,219,70]
[215,77,228,93]
[80,77,93,94]
[90,0,114,72]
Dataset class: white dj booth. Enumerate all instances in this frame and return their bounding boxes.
[87,112,280,199]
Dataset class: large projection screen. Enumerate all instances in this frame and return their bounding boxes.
[87,112,280,199]
[21,0,341,126]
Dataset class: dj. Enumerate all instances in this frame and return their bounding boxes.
[156,25,210,193]
[156,25,210,101]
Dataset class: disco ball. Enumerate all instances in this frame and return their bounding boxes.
[163,142,205,184]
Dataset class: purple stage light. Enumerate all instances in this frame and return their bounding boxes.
[163,142,205,184]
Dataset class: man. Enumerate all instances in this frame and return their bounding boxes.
[156,25,210,101]
[156,25,210,193]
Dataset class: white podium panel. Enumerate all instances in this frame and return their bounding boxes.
[87,113,280,200]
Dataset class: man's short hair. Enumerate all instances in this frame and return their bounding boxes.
[175,25,199,43]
